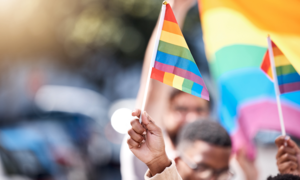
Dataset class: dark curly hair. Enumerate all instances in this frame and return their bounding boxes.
[176,120,231,152]
[267,174,300,180]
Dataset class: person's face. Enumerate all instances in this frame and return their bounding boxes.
[164,93,209,137]
[176,140,232,180]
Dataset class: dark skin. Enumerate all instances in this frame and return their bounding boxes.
[127,109,230,179]
[127,109,171,176]
[176,141,231,180]
[275,136,300,176]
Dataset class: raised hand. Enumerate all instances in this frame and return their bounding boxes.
[275,136,300,175]
[127,109,171,176]
[168,0,197,12]
[236,148,258,180]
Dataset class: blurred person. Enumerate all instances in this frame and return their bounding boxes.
[127,109,235,180]
[174,115,233,180]
[275,136,300,176]
[267,174,300,180]
[120,0,210,179]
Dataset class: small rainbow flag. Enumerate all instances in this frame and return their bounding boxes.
[261,40,300,94]
[150,3,209,100]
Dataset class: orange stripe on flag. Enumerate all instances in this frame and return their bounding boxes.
[163,72,175,86]
[267,68,273,80]
[260,50,273,80]
[272,47,283,57]
[162,20,183,36]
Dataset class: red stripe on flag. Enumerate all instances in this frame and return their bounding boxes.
[261,50,271,73]
[151,67,165,83]
[164,4,178,24]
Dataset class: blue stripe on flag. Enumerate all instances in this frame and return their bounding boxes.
[155,51,202,77]
[277,72,300,85]
[191,82,203,97]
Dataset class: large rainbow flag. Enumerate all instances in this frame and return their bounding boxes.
[199,0,300,158]
[151,3,209,100]
[261,40,300,94]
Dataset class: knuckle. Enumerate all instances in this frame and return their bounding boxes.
[138,136,144,142]
[128,129,133,135]
[130,119,136,125]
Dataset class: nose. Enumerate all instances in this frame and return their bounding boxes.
[185,111,199,123]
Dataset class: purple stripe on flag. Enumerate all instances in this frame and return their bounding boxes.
[279,81,300,94]
[154,61,205,87]
[201,87,210,101]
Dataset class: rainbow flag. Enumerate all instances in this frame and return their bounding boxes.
[200,0,300,158]
[261,40,300,94]
[150,3,209,100]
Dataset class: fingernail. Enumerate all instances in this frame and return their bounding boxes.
[142,140,145,143]
[138,144,141,148]
[285,136,290,141]
[143,131,146,135]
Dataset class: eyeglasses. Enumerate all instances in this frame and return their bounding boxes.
[180,154,235,180]
[171,106,210,117]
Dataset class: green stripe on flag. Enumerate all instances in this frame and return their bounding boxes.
[182,78,194,94]
[276,64,297,76]
[158,41,195,63]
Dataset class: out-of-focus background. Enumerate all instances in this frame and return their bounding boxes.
[0,0,298,180]
[0,0,205,180]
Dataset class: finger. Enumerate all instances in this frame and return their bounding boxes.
[128,129,145,144]
[287,138,298,149]
[297,154,300,172]
[127,138,140,149]
[142,111,159,132]
[275,136,287,148]
[277,153,298,165]
[276,146,297,159]
[132,109,141,117]
[278,161,298,173]
[130,119,146,134]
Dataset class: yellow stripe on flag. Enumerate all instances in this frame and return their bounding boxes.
[275,55,290,67]
[173,75,184,90]
[160,30,189,49]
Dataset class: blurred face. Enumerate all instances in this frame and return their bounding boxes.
[163,92,209,138]
[176,141,232,180]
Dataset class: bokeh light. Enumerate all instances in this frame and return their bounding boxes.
[111,108,133,134]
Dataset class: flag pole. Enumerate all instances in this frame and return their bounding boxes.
[139,1,167,123]
[267,36,286,136]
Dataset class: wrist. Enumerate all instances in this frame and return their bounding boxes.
[147,153,172,176]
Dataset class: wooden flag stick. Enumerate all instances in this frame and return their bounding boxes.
[139,2,167,123]
[267,36,286,136]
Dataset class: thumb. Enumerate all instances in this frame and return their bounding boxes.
[142,111,160,133]
[287,137,297,148]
